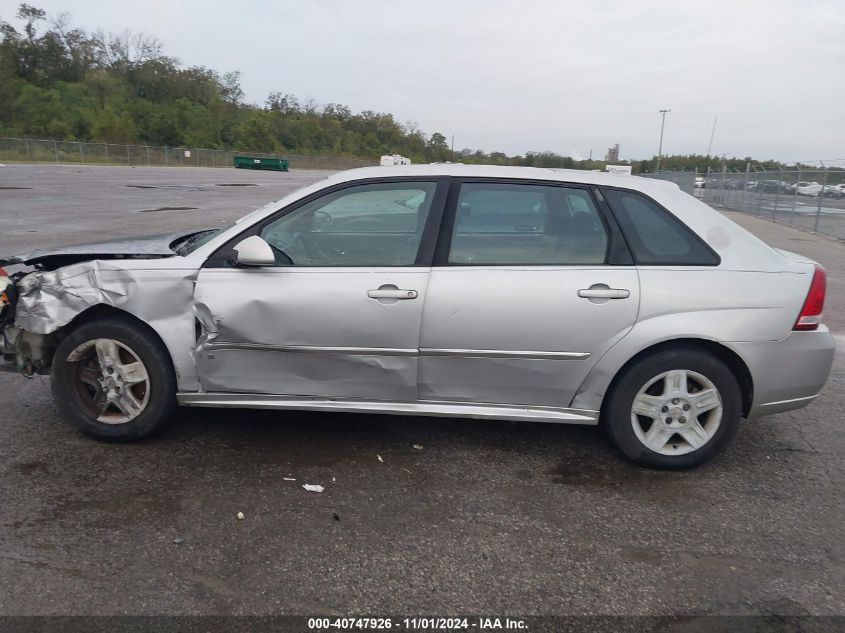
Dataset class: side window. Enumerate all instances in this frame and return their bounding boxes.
[448,183,608,265]
[259,181,437,266]
[603,189,719,266]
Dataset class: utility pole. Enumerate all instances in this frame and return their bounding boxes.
[706,115,718,158]
[450,134,455,162]
[655,109,670,173]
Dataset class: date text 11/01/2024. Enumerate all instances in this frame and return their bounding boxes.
[307,617,528,630]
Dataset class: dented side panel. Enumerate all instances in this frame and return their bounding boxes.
[16,262,136,334]
[13,260,201,390]
[193,267,430,399]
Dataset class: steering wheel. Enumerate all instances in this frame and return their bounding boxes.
[314,210,332,228]
[264,231,339,265]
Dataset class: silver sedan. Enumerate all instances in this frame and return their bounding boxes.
[0,165,834,468]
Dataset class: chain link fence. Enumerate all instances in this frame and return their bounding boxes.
[698,167,845,240]
[0,137,377,171]
[643,167,845,241]
[641,170,697,194]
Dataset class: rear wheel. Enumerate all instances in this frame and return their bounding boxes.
[51,316,177,441]
[602,347,742,469]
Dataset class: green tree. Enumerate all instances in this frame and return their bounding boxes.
[92,105,135,143]
[0,3,800,170]
[233,110,276,152]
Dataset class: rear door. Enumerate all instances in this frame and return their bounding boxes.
[418,179,640,409]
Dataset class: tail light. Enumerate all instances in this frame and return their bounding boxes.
[793,264,826,331]
[0,267,8,309]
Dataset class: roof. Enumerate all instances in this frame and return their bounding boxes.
[324,163,680,194]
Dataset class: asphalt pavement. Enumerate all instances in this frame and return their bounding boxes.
[0,165,842,617]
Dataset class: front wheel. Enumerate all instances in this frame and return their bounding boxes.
[602,348,742,469]
[51,316,177,441]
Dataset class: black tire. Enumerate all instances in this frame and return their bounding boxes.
[51,315,177,441]
[602,347,742,469]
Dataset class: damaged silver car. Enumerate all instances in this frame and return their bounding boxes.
[0,165,835,468]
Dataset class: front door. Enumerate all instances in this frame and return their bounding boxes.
[419,180,639,409]
[194,179,445,400]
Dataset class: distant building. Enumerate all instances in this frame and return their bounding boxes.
[605,143,620,163]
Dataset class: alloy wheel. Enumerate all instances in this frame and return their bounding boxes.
[630,369,723,455]
[67,338,151,424]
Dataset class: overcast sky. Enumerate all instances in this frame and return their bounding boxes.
[15,0,845,162]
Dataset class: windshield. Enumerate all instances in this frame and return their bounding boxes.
[171,182,325,256]
[170,203,278,255]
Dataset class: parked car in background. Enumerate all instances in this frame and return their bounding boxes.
[821,184,844,199]
[694,176,705,189]
[789,181,823,197]
[747,180,791,194]
[0,165,834,470]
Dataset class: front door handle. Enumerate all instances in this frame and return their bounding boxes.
[578,286,630,299]
[368,288,418,300]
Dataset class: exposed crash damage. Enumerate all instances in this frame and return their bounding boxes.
[0,230,202,270]
[16,262,136,334]
[0,230,207,380]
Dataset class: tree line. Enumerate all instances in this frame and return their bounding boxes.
[0,4,826,173]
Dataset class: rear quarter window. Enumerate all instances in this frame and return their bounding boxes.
[603,188,719,266]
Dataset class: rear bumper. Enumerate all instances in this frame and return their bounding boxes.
[733,327,835,418]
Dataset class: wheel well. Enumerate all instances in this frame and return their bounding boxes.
[606,338,754,418]
[56,305,175,371]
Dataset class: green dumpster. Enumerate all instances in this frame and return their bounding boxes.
[233,155,289,171]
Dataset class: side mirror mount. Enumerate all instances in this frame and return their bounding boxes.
[232,235,275,267]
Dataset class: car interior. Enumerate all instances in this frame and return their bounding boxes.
[259,184,436,266]
[258,181,610,267]
[448,185,608,265]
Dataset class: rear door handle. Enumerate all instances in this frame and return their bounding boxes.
[578,287,630,299]
[367,288,418,300]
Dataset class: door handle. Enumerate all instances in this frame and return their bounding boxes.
[578,286,630,299]
[367,288,418,300]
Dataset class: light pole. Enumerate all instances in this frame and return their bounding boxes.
[655,109,670,172]
[706,115,718,158]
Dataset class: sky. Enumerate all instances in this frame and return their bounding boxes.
[9,0,845,163]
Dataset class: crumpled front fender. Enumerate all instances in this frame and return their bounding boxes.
[16,261,135,335]
[11,260,200,390]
